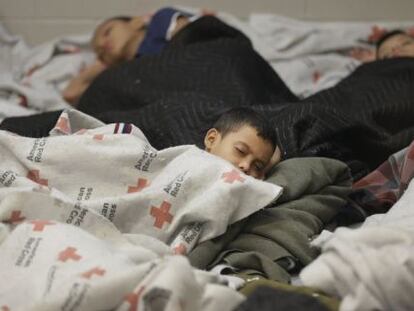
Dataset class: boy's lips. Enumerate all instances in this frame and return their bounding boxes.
[103,41,112,52]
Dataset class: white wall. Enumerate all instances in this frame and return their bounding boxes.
[1,0,414,45]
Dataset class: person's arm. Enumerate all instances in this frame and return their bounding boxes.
[62,60,107,106]
[349,47,376,63]
[170,15,190,38]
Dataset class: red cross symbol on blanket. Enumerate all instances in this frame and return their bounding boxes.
[27,169,48,186]
[128,178,150,193]
[173,243,187,255]
[30,220,55,232]
[125,286,146,311]
[55,116,70,134]
[19,95,28,108]
[150,201,173,229]
[312,70,321,84]
[93,134,104,141]
[1,306,10,311]
[222,169,245,184]
[58,247,82,262]
[81,266,106,279]
[5,210,26,224]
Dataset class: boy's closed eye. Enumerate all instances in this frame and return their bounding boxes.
[234,146,246,155]
[104,27,111,36]
[233,145,266,171]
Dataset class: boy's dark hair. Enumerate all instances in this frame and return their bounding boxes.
[213,107,279,150]
[376,29,406,52]
[106,16,132,23]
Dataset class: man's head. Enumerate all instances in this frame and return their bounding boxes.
[204,107,281,179]
[376,30,414,59]
[92,16,146,66]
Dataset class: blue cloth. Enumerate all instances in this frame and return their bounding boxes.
[137,7,192,57]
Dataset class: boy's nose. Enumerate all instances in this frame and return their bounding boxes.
[392,46,401,56]
[96,37,109,51]
[238,160,251,174]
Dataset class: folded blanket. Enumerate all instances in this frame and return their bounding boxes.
[188,157,352,282]
[0,109,283,310]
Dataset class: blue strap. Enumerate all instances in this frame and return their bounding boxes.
[137,7,192,57]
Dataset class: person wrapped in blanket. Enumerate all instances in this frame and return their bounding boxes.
[62,7,196,105]
[349,29,414,63]
[195,109,352,310]
[376,29,414,60]
[190,110,353,310]
[204,107,281,180]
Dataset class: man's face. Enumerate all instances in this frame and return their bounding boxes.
[205,125,276,179]
[377,33,414,59]
[92,19,136,66]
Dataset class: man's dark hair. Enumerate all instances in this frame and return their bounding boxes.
[213,107,279,150]
[376,29,406,52]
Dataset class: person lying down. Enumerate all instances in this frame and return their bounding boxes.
[376,29,414,59]
[0,106,284,309]
[63,6,196,105]
[0,106,282,247]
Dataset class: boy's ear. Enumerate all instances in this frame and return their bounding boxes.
[263,146,282,178]
[204,128,219,151]
[129,16,147,31]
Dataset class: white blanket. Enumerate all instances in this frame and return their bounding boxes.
[0,109,282,310]
[0,23,94,120]
[300,178,414,311]
[231,13,414,98]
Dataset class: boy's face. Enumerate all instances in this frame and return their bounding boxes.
[92,19,139,66]
[377,33,414,59]
[204,125,276,179]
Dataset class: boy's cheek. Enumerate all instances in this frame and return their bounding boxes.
[398,46,414,57]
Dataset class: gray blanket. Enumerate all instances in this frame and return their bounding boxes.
[188,157,352,282]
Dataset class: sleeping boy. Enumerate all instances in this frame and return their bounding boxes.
[63,7,195,104]
[204,107,282,179]
[350,30,414,62]
[376,30,414,59]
